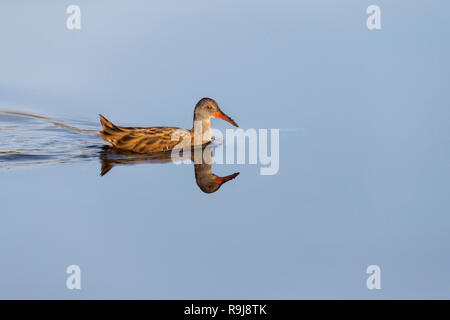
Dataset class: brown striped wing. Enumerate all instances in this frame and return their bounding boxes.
[98,115,191,153]
[111,127,190,153]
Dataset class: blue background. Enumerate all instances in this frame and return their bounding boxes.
[1,1,450,298]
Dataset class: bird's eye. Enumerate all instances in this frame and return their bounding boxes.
[206,105,212,110]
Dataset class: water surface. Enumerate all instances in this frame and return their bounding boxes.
[1,0,450,299]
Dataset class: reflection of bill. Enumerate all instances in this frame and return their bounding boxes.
[99,144,239,194]
[194,145,240,194]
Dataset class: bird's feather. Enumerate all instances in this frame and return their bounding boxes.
[98,114,190,153]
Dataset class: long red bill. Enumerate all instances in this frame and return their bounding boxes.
[216,172,240,185]
[213,111,239,127]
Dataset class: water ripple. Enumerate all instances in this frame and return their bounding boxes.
[0,110,102,168]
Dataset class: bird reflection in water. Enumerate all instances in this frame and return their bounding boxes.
[99,144,239,194]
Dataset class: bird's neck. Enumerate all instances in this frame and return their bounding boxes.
[191,119,212,145]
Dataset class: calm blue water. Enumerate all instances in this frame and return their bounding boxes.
[1,1,450,299]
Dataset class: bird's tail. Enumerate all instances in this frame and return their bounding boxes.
[99,114,122,132]
[98,114,124,141]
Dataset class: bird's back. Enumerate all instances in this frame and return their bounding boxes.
[98,114,191,153]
